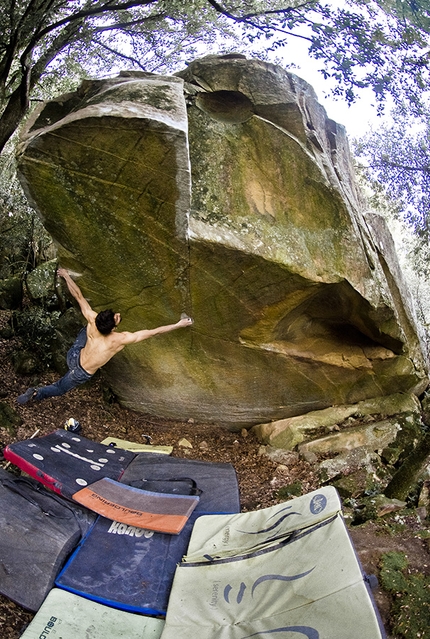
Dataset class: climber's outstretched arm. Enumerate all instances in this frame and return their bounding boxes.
[117,316,193,345]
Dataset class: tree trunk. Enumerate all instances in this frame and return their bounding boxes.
[0,17,83,154]
[384,430,430,501]
[0,85,29,153]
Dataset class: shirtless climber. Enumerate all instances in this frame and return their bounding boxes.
[17,268,193,405]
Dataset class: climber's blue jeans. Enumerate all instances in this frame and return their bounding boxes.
[35,328,93,401]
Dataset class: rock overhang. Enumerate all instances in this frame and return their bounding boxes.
[16,55,428,428]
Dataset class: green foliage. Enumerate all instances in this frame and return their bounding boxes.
[355,106,430,239]
[354,105,430,295]
[1,142,61,370]
[0,142,53,279]
[380,550,430,637]
[310,2,430,113]
[0,401,22,436]
[277,481,303,499]
[377,0,430,33]
[12,306,61,368]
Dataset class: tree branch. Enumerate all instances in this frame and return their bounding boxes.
[10,0,156,84]
[29,0,160,44]
[92,12,166,33]
[203,0,315,41]
[205,0,317,22]
[92,37,148,70]
[369,160,430,174]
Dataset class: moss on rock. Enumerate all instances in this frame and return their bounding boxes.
[380,551,430,638]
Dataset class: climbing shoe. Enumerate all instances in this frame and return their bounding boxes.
[16,388,37,405]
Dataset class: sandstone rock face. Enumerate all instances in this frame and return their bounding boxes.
[17,56,428,428]
[253,392,421,449]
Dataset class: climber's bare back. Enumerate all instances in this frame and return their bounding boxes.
[79,319,127,374]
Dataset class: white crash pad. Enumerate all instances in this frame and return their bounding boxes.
[20,588,164,638]
[161,486,386,639]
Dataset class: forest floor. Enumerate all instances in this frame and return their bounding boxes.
[1,311,430,638]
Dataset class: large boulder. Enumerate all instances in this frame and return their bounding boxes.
[16,55,428,428]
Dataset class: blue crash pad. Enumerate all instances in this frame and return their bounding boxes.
[56,511,205,615]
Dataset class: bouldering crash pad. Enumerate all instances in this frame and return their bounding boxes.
[0,468,95,611]
[56,512,203,616]
[120,453,240,514]
[161,486,386,639]
[19,588,164,638]
[72,477,199,534]
[3,429,135,498]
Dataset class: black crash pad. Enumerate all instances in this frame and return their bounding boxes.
[120,453,240,513]
[3,429,135,499]
[0,467,95,611]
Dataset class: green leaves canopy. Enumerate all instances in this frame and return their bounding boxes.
[0,0,430,153]
[355,105,430,274]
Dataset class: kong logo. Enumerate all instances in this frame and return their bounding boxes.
[108,520,154,538]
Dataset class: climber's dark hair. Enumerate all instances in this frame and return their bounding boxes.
[95,309,116,335]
